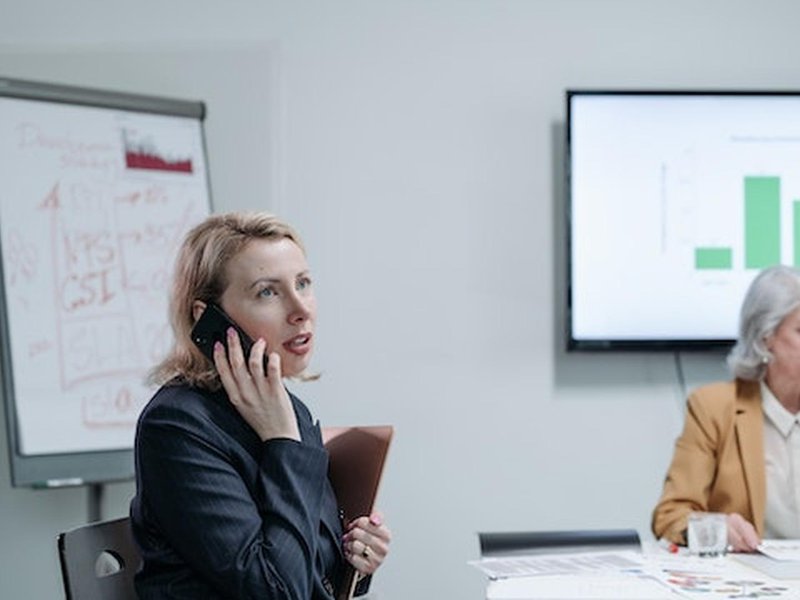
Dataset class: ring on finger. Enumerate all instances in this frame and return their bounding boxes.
[361,544,372,559]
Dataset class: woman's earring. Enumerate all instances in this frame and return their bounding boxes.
[762,355,770,365]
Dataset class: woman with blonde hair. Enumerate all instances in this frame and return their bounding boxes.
[131,212,391,598]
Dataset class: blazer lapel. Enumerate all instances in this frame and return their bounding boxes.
[735,379,766,536]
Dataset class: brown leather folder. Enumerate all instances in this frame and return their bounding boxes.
[322,425,393,600]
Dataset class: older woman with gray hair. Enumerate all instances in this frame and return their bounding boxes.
[652,264,800,552]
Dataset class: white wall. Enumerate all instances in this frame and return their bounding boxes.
[0,1,796,598]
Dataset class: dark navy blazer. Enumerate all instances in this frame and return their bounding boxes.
[130,382,354,599]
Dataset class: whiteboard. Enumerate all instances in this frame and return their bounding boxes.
[0,78,211,485]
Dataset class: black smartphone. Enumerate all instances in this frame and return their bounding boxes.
[190,303,268,371]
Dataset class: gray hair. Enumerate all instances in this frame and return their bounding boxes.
[727,265,800,381]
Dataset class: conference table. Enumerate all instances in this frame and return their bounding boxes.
[477,539,800,600]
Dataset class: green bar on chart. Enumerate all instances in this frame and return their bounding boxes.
[744,176,780,269]
[695,247,733,270]
[795,201,800,267]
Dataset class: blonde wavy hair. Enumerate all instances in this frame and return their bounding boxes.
[150,212,305,390]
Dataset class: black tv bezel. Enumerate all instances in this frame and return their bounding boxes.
[564,89,800,352]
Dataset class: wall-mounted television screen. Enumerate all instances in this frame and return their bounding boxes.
[567,90,800,351]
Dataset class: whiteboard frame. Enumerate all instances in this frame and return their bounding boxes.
[0,77,210,487]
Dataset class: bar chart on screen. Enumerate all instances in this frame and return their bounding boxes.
[693,174,800,271]
[569,93,800,343]
[660,130,800,277]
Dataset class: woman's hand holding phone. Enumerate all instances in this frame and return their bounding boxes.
[214,328,300,442]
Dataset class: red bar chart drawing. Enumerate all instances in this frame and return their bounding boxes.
[122,127,194,174]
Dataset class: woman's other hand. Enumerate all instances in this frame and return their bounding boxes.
[726,512,760,552]
[343,512,391,575]
[214,329,300,442]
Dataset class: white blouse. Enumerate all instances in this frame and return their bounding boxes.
[762,380,800,539]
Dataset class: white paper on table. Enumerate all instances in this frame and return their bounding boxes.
[486,573,676,600]
[469,550,644,579]
[758,540,800,561]
[733,552,800,580]
[639,552,799,600]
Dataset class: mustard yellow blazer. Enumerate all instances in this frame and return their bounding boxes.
[651,379,765,544]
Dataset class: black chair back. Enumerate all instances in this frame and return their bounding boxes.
[479,528,641,557]
[57,516,141,600]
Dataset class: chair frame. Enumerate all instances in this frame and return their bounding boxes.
[57,516,141,600]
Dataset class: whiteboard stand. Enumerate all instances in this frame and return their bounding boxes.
[88,483,104,523]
